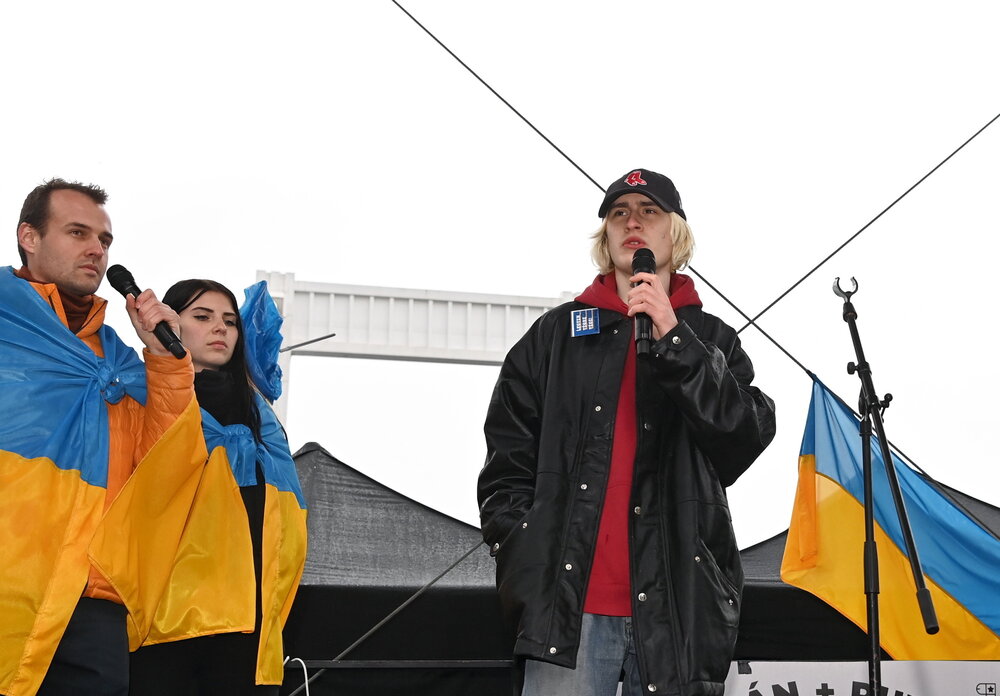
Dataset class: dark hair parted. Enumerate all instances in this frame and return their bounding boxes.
[163,279,263,443]
[17,178,109,265]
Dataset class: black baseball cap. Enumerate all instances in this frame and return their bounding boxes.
[598,169,686,220]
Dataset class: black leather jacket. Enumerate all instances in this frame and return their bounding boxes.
[478,301,776,696]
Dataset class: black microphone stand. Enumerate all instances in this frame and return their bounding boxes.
[832,278,939,694]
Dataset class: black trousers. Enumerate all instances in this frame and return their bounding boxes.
[129,631,278,696]
[38,597,129,696]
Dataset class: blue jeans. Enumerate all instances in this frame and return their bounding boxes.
[522,613,643,696]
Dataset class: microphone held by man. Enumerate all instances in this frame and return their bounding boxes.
[631,247,655,355]
[106,264,187,359]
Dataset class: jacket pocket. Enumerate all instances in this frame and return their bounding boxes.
[493,509,547,631]
[695,537,741,605]
[673,538,741,683]
[492,509,531,558]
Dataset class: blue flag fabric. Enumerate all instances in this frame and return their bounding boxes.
[240,281,283,402]
[200,392,306,509]
[0,266,146,487]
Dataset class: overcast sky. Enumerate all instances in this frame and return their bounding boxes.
[3,1,998,548]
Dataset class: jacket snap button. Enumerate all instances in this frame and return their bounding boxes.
[594,405,602,412]
[522,522,528,528]
[643,422,652,431]
[633,506,641,515]
[492,543,500,552]
[565,563,573,571]
[549,647,557,654]
[671,336,681,345]
[648,684,657,692]
[728,598,734,605]
[694,555,701,562]
[613,329,619,334]
[637,592,647,602]
[580,483,588,490]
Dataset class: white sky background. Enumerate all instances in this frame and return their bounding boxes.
[2,1,998,548]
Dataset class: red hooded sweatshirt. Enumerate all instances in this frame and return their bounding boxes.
[575,271,702,616]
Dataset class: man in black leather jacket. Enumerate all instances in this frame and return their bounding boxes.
[478,169,776,696]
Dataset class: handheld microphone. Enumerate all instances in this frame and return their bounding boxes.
[106,265,187,359]
[631,248,655,356]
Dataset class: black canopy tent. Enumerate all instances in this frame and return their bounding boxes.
[280,443,1000,695]
[280,443,511,695]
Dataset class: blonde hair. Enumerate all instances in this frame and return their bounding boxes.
[589,211,694,274]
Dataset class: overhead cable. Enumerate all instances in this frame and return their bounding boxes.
[390,0,604,192]
[738,110,1000,333]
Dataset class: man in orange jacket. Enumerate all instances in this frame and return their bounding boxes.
[0,179,196,696]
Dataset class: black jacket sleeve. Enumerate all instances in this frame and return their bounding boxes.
[477,324,547,552]
[648,314,776,487]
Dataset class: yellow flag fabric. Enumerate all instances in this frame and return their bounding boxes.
[89,398,209,649]
[0,456,104,696]
[257,488,308,684]
[139,445,256,645]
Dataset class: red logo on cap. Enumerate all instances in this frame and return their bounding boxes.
[624,171,646,187]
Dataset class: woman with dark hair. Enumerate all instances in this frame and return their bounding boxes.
[129,279,307,696]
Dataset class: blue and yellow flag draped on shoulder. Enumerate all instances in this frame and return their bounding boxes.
[0,267,205,696]
[132,281,307,686]
[781,379,1000,659]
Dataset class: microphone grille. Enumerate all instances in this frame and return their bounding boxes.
[631,248,656,274]
[105,264,136,295]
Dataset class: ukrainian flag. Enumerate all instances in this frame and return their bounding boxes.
[0,266,143,696]
[781,379,1000,658]
[0,266,204,696]
[125,396,308,685]
[239,281,308,683]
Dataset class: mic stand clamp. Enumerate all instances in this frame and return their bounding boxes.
[832,277,939,696]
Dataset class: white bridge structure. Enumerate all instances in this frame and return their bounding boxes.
[258,271,573,420]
